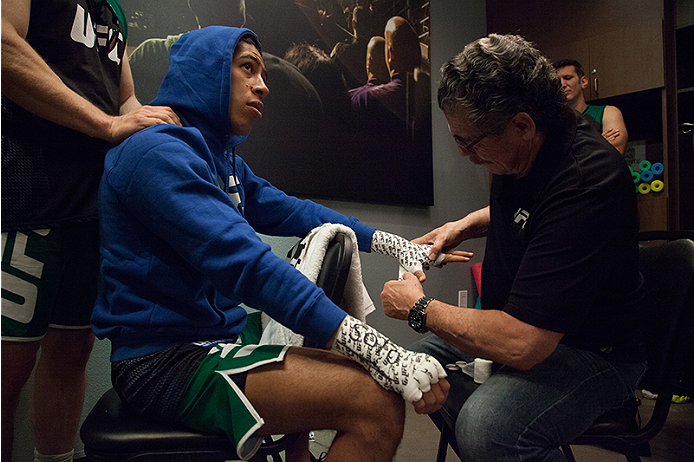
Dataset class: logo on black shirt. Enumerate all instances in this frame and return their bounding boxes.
[513,208,530,231]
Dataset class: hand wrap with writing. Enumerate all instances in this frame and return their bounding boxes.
[331,315,446,402]
[371,230,444,275]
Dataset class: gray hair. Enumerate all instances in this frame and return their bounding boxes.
[437,34,566,136]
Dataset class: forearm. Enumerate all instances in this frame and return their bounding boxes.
[602,106,628,154]
[458,206,490,240]
[424,300,562,370]
[118,53,141,115]
[1,22,115,141]
[120,94,142,115]
[382,275,559,370]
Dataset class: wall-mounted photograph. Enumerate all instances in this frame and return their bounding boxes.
[122,0,433,206]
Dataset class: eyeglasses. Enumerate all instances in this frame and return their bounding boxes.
[447,123,486,154]
[454,132,487,155]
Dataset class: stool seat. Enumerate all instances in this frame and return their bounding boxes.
[81,388,290,462]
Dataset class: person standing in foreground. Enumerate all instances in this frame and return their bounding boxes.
[554,58,628,154]
[1,1,180,460]
[381,34,646,461]
[92,26,455,462]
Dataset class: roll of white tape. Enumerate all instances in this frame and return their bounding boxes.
[474,358,493,384]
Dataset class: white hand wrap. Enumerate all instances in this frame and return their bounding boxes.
[331,315,447,402]
[371,230,444,274]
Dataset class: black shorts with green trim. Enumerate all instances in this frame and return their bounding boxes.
[1,223,100,341]
[112,333,288,459]
[176,342,289,459]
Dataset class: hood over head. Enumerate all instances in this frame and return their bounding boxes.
[151,26,261,152]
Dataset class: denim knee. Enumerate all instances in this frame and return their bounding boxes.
[455,391,521,462]
[455,399,567,462]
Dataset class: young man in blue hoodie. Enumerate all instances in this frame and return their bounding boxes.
[93,26,463,462]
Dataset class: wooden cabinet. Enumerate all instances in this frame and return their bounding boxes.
[588,23,664,100]
[488,0,664,101]
[543,23,664,101]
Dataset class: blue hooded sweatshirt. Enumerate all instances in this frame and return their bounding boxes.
[92,27,375,361]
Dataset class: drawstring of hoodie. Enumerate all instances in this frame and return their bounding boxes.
[229,148,237,192]
[225,147,244,214]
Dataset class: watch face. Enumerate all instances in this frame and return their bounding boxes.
[409,308,426,332]
[409,296,431,333]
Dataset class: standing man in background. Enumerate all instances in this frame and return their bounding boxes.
[1,1,179,460]
[554,58,629,154]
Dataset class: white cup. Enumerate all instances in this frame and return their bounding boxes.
[473,358,493,384]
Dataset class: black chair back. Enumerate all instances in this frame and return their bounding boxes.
[562,233,694,461]
[316,231,352,305]
[639,239,694,432]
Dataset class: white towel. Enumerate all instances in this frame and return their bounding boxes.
[260,223,374,346]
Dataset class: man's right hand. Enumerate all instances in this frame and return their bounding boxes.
[108,105,181,145]
[602,127,620,144]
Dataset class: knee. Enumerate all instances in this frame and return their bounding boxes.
[455,398,517,461]
[373,387,406,440]
[352,380,405,454]
[455,399,559,462]
[41,329,95,370]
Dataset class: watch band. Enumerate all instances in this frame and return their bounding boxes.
[408,296,434,333]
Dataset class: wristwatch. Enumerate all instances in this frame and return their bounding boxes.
[409,296,434,333]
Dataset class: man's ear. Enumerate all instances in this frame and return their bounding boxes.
[580,75,588,89]
[512,112,537,141]
[386,44,394,66]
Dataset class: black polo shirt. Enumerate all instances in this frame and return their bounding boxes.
[482,107,645,362]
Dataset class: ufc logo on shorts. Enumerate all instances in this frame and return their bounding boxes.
[1,231,48,323]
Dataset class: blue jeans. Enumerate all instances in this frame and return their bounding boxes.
[412,335,646,462]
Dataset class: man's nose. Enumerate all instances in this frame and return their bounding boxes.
[254,77,269,98]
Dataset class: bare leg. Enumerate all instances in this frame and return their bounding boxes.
[284,432,311,462]
[245,347,405,462]
[30,327,95,455]
[2,339,41,461]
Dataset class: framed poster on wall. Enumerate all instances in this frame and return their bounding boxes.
[122,0,433,205]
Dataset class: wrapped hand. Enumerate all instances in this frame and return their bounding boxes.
[331,315,447,402]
